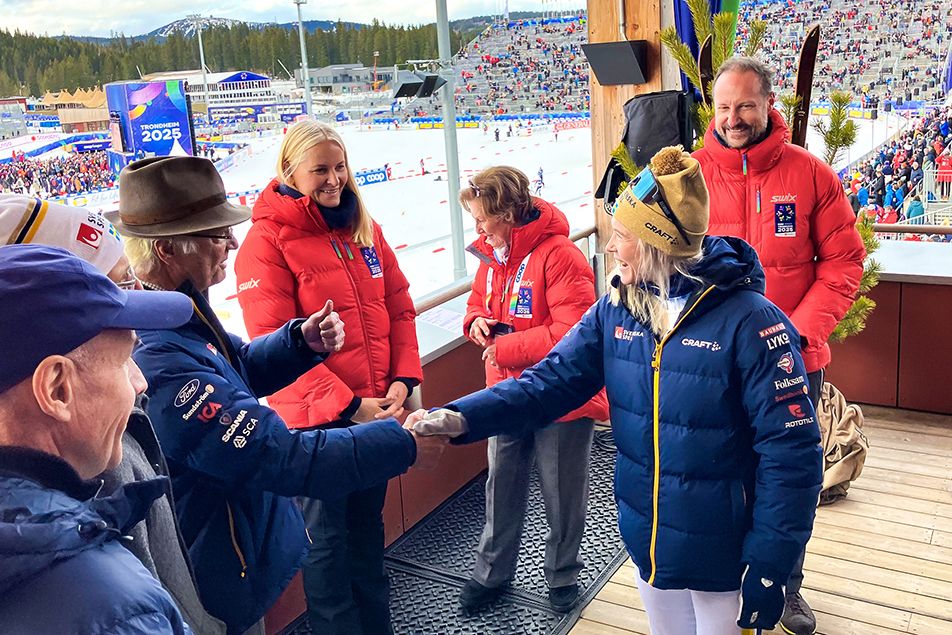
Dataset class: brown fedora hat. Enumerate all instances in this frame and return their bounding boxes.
[106,156,251,238]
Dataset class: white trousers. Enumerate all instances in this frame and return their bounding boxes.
[635,575,755,635]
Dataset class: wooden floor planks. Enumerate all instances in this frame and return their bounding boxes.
[569,407,952,635]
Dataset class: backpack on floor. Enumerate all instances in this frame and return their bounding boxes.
[816,382,870,505]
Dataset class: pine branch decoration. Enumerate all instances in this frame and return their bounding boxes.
[778,93,800,133]
[743,20,767,57]
[661,27,701,88]
[712,13,735,68]
[686,0,714,46]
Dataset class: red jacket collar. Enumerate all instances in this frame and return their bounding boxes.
[253,178,331,233]
[468,197,570,267]
[702,109,789,174]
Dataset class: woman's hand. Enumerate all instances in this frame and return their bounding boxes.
[351,397,386,423]
[375,381,410,419]
[482,344,498,368]
[469,317,498,347]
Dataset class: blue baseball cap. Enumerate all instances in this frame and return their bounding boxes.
[0,244,194,394]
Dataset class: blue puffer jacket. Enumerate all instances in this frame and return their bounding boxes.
[0,447,190,634]
[135,284,417,634]
[449,236,822,591]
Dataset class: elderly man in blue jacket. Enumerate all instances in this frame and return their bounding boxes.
[0,245,195,633]
[107,156,445,634]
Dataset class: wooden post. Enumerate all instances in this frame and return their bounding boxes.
[588,0,663,252]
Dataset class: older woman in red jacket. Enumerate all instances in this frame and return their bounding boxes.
[458,166,609,614]
[235,120,421,635]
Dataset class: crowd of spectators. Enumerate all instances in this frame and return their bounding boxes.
[0,151,114,197]
[842,102,952,240]
[451,19,590,116]
[738,0,949,104]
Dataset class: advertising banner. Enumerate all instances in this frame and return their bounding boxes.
[353,167,389,187]
[105,80,194,157]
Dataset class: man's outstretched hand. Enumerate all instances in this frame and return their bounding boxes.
[301,300,345,354]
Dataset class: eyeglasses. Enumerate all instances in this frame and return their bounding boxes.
[468,180,481,198]
[116,277,138,290]
[187,228,235,242]
[615,168,692,247]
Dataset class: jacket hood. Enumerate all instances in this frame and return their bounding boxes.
[702,109,789,173]
[691,235,766,293]
[611,235,765,301]
[467,197,570,265]
[0,449,167,593]
[252,178,332,234]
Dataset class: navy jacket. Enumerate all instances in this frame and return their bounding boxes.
[0,447,190,634]
[449,236,822,591]
[135,284,417,633]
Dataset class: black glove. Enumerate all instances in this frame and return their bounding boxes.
[737,562,786,629]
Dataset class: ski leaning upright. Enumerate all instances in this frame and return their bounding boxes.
[790,25,821,148]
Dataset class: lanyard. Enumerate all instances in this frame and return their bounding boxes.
[485,252,532,318]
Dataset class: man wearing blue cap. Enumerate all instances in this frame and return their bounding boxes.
[0,245,195,633]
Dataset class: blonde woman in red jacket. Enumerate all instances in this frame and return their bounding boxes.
[458,166,609,614]
[234,120,422,635]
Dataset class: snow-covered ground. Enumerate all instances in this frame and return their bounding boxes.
[211,123,597,337]
[4,112,906,339]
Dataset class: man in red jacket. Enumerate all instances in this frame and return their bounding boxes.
[693,56,865,635]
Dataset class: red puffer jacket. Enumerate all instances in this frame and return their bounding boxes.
[464,197,608,422]
[234,179,422,428]
[693,109,865,372]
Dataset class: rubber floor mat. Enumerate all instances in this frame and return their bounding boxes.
[282,428,627,634]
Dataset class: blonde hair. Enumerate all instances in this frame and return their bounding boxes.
[277,120,374,247]
[459,165,534,225]
[123,236,201,278]
[611,240,702,336]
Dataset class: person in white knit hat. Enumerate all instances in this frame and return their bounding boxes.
[0,192,227,634]
[0,194,133,286]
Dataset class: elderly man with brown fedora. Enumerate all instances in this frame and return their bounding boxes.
[107,156,446,635]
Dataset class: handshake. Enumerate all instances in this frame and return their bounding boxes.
[401,409,470,469]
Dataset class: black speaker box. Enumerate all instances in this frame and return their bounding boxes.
[581,40,649,86]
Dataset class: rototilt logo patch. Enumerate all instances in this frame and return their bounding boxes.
[772,194,797,237]
[361,247,383,278]
[614,326,643,341]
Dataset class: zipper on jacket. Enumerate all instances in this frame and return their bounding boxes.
[333,233,380,388]
[756,186,762,214]
[191,300,234,366]
[646,285,716,585]
[742,152,748,176]
[225,501,248,578]
[329,237,344,260]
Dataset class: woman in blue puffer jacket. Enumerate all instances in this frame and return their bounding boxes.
[409,147,823,634]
